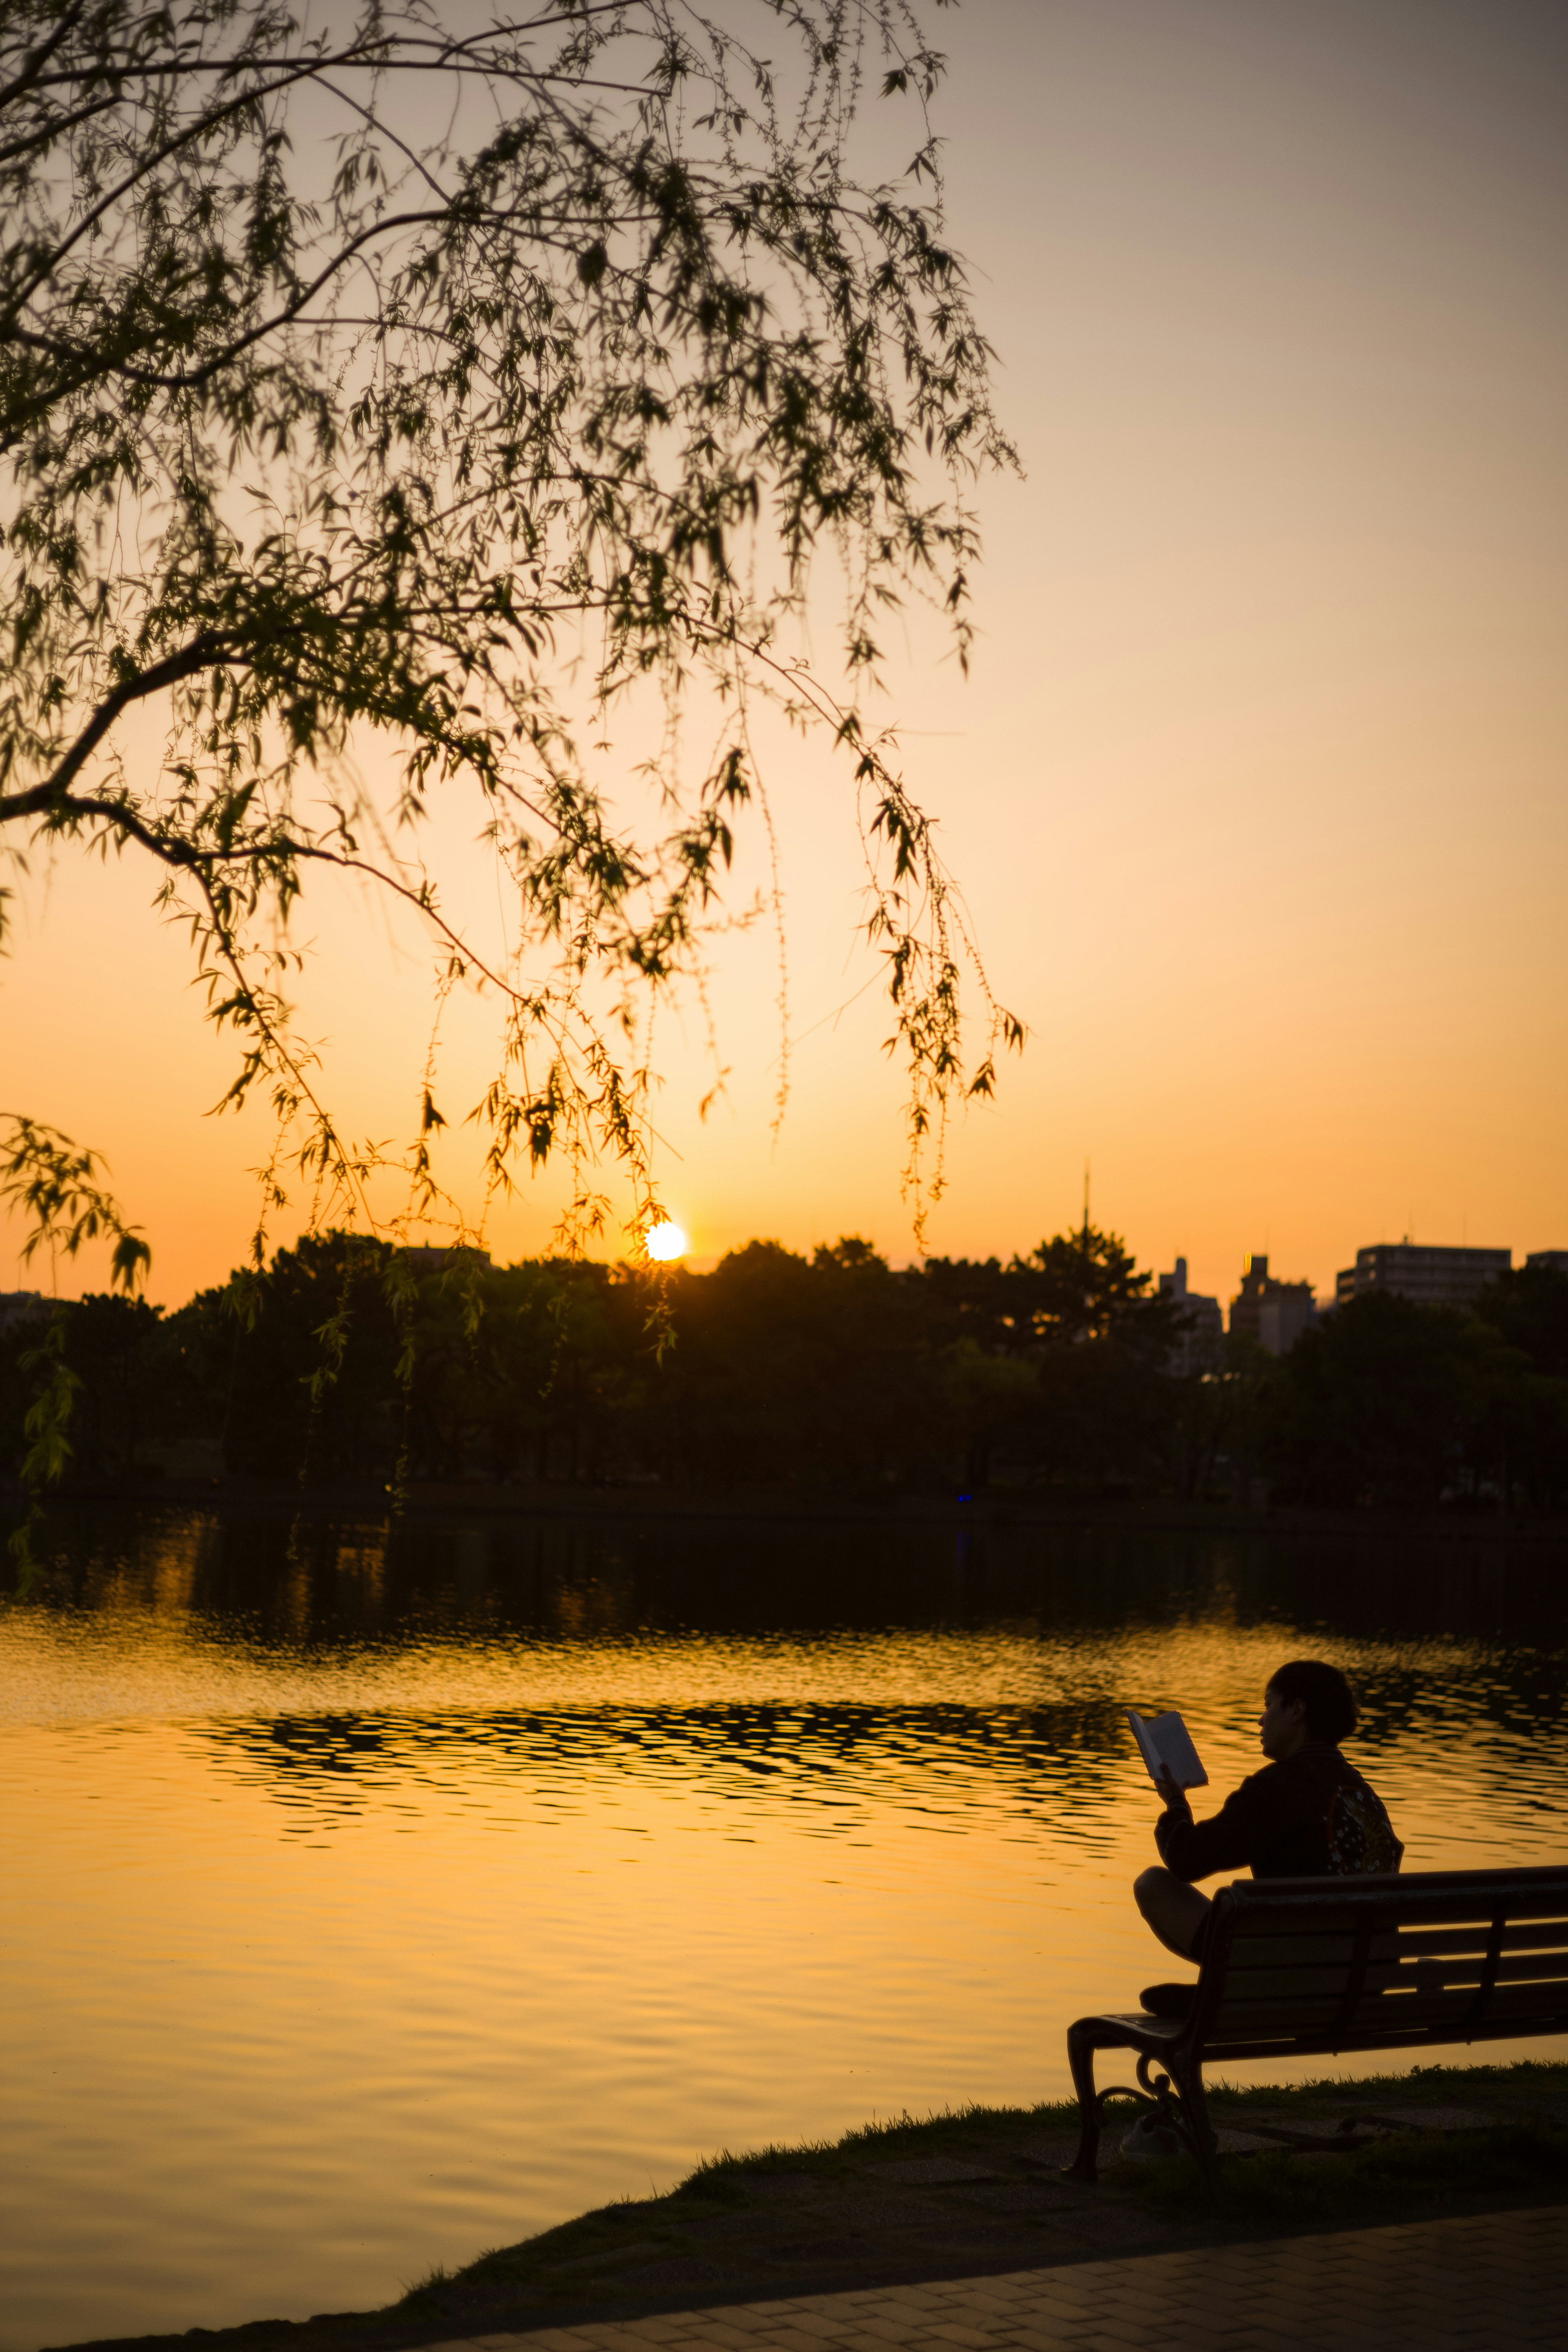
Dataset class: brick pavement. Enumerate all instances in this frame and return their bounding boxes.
[415,2205,1566,2352]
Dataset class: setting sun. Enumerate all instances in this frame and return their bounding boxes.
[645,1220,688,1263]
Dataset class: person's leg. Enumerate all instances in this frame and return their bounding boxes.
[1134,1865,1211,1961]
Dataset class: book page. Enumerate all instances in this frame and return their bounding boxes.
[1124,1708,1163,1781]
[1125,1707,1209,1789]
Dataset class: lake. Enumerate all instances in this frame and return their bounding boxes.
[3,1504,1565,2352]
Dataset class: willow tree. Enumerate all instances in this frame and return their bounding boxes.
[0,0,1018,1295]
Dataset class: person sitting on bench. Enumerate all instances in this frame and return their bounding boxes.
[1134,1659,1403,2013]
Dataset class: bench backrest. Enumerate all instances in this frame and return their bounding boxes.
[1194,1864,1568,2050]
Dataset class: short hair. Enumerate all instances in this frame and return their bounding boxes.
[1268,1659,1358,1744]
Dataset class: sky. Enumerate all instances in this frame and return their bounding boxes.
[5,0,1567,1310]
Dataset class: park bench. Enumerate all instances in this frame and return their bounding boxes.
[1065,1863,1568,2191]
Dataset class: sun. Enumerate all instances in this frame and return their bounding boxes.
[645,1219,688,1263]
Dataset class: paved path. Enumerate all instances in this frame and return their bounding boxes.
[419,2205,1565,2352]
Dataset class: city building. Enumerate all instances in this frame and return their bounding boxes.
[1333,1243,1510,1310]
[1157,1257,1224,1374]
[0,1289,49,1336]
[1526,1251,1568,1275]
[1230,1254,1316,1355]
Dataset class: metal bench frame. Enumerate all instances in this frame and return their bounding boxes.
[1065,1864,1568,2192]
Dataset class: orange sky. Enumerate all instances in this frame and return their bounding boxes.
[5,0,1566,1311]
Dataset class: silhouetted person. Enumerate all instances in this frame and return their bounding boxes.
[1134,1659,1402,2012]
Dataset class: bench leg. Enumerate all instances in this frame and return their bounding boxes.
[1169,2053,1220,2197]
[1064,2022,1102,2182]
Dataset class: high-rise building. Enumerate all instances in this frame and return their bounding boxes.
[1526,1251,1568,1275]
[1158,1257,1224,1373]
[1230,1254,1316,1354]
[1333,1243,1510,1309]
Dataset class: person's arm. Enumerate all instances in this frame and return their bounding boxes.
[1155,1768,1270,1883]
[1152,1764,1192,1836]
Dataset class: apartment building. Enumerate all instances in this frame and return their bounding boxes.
[1333,1243,1510,1310]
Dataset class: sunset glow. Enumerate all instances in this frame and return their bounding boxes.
[644,1221,688,1263]
[6,2,1566,1310]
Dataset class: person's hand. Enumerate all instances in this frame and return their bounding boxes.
[1155,1765,1192,1819]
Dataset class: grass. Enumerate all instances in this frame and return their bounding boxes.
[1126,2115,1568,2224]
[677,2095,1056,2194]
[395,2263,451,2305]
[667,2059,1568,2222]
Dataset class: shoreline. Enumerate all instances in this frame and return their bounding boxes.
[43,2060,1568,2352]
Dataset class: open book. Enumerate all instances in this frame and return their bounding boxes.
[1125,1708,1209,1790]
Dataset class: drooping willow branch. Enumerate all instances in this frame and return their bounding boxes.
[1,0,1021,1284]
[0,1116,151,1582]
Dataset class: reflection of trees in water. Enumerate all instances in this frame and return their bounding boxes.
[27,1505,1567,1749]
[28,1499,1568,1640]
[203,1696,1144,1840]
[30,1499,1556,1836]
[196,1665,1562,1855]
[42,1508,223,1615]
[1354,1650,1567,1749]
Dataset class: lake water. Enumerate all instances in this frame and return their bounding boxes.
[3,1505,1566,2352]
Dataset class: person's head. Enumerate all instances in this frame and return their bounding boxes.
[1259,1660,1358,1759]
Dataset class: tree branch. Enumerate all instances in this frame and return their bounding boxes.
[0,636,226,826]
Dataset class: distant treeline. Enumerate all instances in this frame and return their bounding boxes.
[4,1226,1568,1512]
